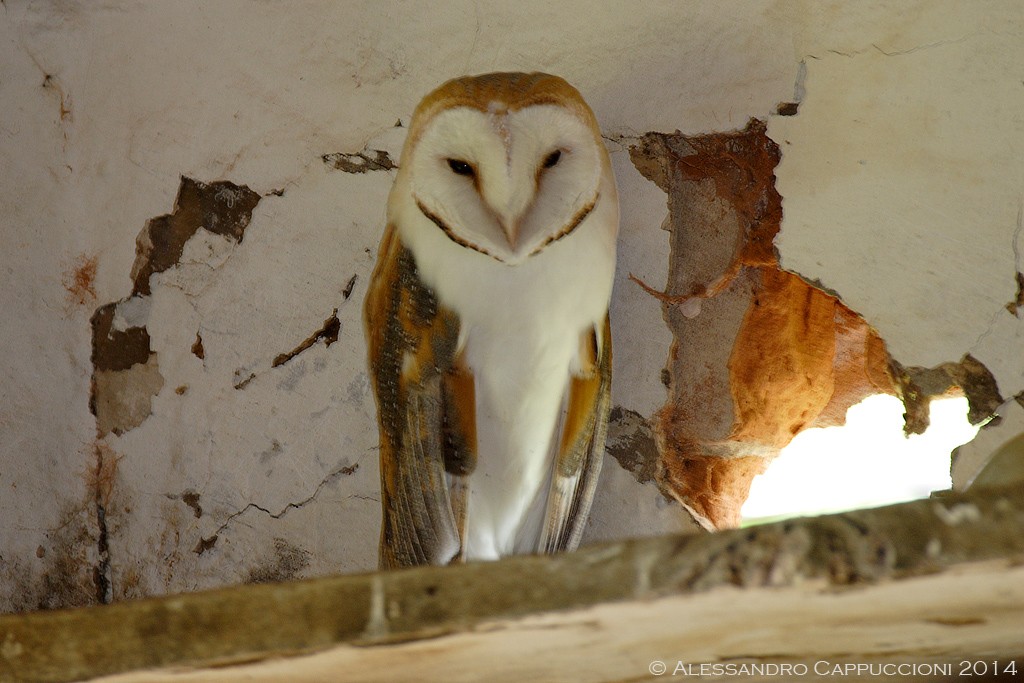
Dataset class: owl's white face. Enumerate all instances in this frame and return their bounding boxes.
[403,104,604,265]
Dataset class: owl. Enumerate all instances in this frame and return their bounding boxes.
[364,72,618,569]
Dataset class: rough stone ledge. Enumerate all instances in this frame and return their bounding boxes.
[1,482,1022,683]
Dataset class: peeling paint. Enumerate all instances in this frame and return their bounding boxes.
[1007,272,1024,316]
[130,177,261,297]
[90,303,152,373]
[191,333,205,360]
[775,102,799,116]
[163,490,204,519]
[90,302,163,437]
[90,177,267,440]
[233,370,257,390]
[893,354,1003,434]
[74,176,276,605]
[91,355,164,437]
[605,406,659,486]
[342,273,358,300]
[323,150,397,174]
[182,491,202,519]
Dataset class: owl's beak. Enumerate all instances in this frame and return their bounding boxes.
[483,175,528,254]
[498,216,519,251]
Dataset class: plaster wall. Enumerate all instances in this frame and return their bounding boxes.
[1,1,1021,610]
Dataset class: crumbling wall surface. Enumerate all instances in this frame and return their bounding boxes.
[87,170,386,600]
[0,2,804,609]
[615,0,1024,529]
[4,0,1022,613]
[628,123,895,530]
[769,3,1024,466]
[0,3,401,606]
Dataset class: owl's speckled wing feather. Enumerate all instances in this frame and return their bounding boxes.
[364,224,476,569]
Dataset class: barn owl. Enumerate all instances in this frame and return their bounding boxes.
[364,72,618,569]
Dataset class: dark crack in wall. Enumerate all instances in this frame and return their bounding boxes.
[88,442,123,605]
[272,308,341,368]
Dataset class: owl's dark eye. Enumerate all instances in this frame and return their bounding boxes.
[542,149,562,169]
[447,159,474,176]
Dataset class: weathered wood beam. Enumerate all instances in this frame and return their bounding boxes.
[2,482,1022,682]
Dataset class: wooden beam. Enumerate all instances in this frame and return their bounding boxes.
[2,483,1022,682]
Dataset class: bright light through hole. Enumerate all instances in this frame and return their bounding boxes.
[740,394,981,524]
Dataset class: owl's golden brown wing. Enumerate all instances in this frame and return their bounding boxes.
[364,224,476,569]
[537,317,612,553]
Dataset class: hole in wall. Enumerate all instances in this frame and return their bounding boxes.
[628,122,1005,533]
[740,394,980,524]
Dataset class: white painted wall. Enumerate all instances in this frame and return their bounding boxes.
[2,0,1021,608]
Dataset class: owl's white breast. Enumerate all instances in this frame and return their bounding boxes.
[390,173,618,557]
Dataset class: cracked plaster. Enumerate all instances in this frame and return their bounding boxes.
[4,0,1024,612]
[770,4,1024,399]
[3,1,798,607]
